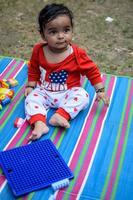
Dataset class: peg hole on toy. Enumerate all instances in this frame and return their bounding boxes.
[7,169,13,174]
[54,154,59,159]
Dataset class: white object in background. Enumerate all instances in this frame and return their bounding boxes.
[105,17,114,22]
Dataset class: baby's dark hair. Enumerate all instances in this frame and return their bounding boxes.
[38,3,73,34]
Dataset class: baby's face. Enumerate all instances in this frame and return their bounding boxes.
[42,14,73,52]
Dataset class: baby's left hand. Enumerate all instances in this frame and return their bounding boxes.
[96,92,110,106]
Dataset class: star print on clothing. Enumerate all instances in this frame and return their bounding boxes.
[49,70,68,84]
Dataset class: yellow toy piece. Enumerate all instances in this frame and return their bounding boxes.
[0,88,14,99]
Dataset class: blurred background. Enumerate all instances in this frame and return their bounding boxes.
[0,0,133,76]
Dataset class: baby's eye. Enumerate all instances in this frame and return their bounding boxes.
[49,30,57,35]
[64,28,70,33]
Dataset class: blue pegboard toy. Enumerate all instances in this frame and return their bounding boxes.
[0,139,74,197]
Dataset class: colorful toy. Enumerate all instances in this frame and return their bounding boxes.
[0,78,18,89]
[0,78,18,109]
[0,140,74,197]
[14,118,25,128]
[0,88,14,107]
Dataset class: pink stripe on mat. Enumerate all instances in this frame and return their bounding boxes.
[8,60,25,78]
[53,128,65,145]
[21,132,32,145]
[6,121,29,150]
[56,76,115,199]
[0,176,5,186]
[105,81,133,200]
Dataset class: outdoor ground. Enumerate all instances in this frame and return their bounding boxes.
[0,0,133,76]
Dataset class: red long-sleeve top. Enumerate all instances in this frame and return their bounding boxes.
[28,43,102,91]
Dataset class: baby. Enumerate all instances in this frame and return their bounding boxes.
[25,3,109,140]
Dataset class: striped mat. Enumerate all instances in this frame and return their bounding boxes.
[0,56,133,200]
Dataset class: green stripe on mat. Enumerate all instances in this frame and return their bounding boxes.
[56,129,67,149]
[50,128,59,141]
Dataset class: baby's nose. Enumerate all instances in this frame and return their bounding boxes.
[58,32,64,38]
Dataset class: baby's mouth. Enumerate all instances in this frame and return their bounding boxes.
[56,41,66,45]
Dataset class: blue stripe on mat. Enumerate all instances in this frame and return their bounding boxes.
[0,57,13,74]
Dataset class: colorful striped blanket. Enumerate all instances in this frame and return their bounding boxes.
[0,57,133,200]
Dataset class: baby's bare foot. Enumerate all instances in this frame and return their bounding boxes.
[29,121,49,141]
[49,113,70,128]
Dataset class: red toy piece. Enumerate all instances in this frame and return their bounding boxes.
[14,118,25,128]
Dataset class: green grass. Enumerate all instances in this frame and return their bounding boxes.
[0,0,133,76]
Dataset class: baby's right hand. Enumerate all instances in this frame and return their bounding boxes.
[24,87,34,97]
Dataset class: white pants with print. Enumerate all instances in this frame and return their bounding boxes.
[25,86,89,120]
